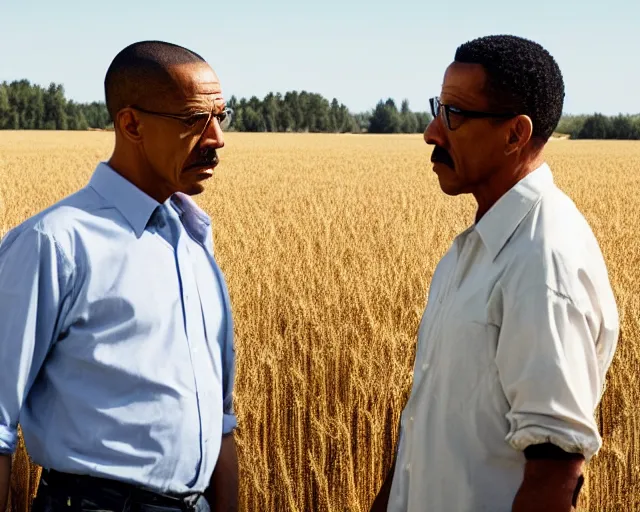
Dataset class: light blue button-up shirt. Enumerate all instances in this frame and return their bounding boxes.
[0,163,236,495]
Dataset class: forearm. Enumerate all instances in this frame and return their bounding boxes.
[370,459,396,512]
[0,454,11,512]
[205,433,239,512]
[512,452,584,512]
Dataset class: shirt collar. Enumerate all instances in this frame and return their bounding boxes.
[89,162,160,238]
[169,191,212,245]
[474,163,555,261]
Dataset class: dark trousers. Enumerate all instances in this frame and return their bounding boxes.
[31,470,210,512]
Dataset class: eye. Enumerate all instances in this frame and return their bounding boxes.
[446,105,466,122]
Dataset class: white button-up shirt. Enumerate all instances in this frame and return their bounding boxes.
[387,163,619,512]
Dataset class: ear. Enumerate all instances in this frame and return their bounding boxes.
[505,114,533,155]
[116,108,144,144]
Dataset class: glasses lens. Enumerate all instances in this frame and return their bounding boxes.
[446,107,467,131]
[429,98,438,118]
[219,108,233,130]
[183,114,210,135]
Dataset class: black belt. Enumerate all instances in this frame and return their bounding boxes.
[40,469,203,512]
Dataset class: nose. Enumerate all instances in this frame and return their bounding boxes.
[424,113,446,147]
[200,114,225,149]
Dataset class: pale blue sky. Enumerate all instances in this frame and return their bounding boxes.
[1,0,638,114]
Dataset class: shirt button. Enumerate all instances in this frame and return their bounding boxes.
[405,464,411,471]
[422,363,429,371]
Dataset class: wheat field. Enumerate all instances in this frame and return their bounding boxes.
[1,131,639,512]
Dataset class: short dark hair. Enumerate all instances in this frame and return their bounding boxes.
[454,35,564,143]
[104,40,206,121]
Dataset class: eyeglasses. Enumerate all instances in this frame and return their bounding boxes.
[429,97,517,131]
[129,105,233,133]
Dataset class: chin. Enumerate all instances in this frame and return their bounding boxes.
[182,183,206,196]
[180,170,214,196]
[436,175,465,196]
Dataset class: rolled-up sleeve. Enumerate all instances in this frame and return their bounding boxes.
[0,227,73,454]
[496,283,611,461]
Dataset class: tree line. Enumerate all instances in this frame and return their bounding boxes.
[2,79,640,139]
[0,80,431,133]
[556,114,640,140]
[0,80,431,134]
[227,94,432,134]
[0,80,110,130]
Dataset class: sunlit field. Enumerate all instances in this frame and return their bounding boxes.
[2,132,639,512]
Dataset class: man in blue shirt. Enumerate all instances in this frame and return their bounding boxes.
[0,41,238,512]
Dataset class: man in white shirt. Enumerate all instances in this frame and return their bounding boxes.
[370,34,619,512]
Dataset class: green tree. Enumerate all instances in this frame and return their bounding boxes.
[556,114,586,138]
[305,94,329,132]
[80,102,110,129]
[0,84,10,128]
[577,114,612,139]
[632,116,640,139]
[353,112,371,133]
[277,104,293,132]
[286,91,303,131]
[610,114,640,139]
[7,80,33,129]
[298,91,311,131]
[329,98,345,133]
[66,101,89,130]
[76,111,89,130]
[27,88,45,129]
[44,83,68,130]
[243,106,266,132]
[9,111,19,129]
[400,99,418,133]
[369,99,401,133]
[231,107,245,131]
[263,93,279,132]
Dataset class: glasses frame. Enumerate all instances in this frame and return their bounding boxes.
[129,105,233,132]
[429,97,517,131]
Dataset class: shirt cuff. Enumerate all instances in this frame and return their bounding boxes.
[223,413,237,435]
[0,425,18,455]
[506,424,601,461]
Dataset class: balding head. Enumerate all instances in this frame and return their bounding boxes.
[104,40,206,121]
[104,40,226,203]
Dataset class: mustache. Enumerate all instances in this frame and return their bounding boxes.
[184,148,219,171]
[431,145,454,168]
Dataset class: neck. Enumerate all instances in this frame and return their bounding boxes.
[473,152,545,223]
[108,146,172,204]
